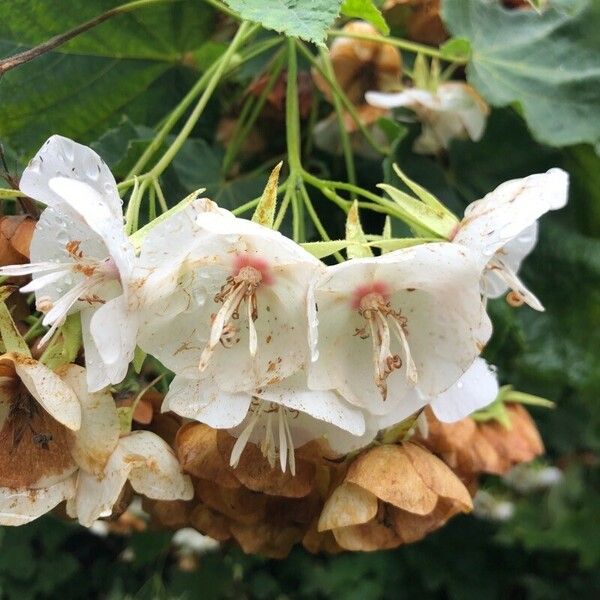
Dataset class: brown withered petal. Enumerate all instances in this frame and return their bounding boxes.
[420,407,506,478]
[402,442,473,512]
[345,444,438,515]
[144,498,192,529]
[332,503,402,551]
[391,497,465,544]
[303,521,344,554]
[190,503,232,541]
[477,404,544,472]
[176,424,241,489]
[313,21,402,105]
[266,490,322,527]
[318,481,378,532]
[0,216,36,266]
[229,521,304,559]
[194,479,266,525]
[0,384,76,489]
[216,429,315,498]
[383,0,447,46]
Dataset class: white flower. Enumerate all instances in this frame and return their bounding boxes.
[307,242,491,422]
[503,463,563,493]
[366,82,489,154]
[429,357,499,422]
[138,210,324,393]
[69,430,194,527]
[452,169,569,311]
[0,136,138,391]
[0,353,81,525]
[473,490,515,522]
[368,357,499,439]
[163,373,367,475]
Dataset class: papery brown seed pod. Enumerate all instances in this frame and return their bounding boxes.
[318,442,472,551]
[313,21,402,108]
[0,215,36,266]
[143,498,193,529]
[216,429,316,498]
[194,478,267,526]
[419,404,544,478]
[189,503,232,542]
[176,423,241,489]
[383,1,448,46]
[229,520,305,559]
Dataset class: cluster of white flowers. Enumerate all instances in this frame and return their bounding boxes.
[0,135,568,525]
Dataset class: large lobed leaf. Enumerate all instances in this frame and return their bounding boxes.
[442,0,600,149]
[224,0,342,43]
[0,0,214,156]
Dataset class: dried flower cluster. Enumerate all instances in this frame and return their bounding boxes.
[0,133,566,556]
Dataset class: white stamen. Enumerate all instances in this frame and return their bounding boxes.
[278,409,287,473]
[229,411,259,468]
[229,401,297,475]
[199,265,264,371]
[358,291,417,398]
[488,258,544,311]
[391,317,418,385]
[247,299,257,357]
[20,269,71,293]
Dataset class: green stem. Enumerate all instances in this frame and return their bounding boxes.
[327,29,467,64]
[221,48,286,175]
[232,181,288,216]
[203,0,239,18]
[318,45,356,192]
[152,178,168,213]
[0,189,24,199]
[299,183,343,262]
[147,21,256,181]
[125,27,271,179]
[296,41,389,155]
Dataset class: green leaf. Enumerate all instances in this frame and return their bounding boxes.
[223,0,343,43]
[171,138,267,211]
[341,0,389,35]
[0,297,31,356]
[392,163,458,222]
[301,240,350,259]
[40,314,82,370]
[439,37,471,61]
[441,0,600,147]
[378,183,456,238]
[252,162,283,228]
[0,0,215,156]
[133,346,147,374]
[345,201,373,259]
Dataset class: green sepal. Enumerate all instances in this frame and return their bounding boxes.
[40,314,82,371]
[0,290,31,357]
[345,201,373,259]
[252,162,283,228]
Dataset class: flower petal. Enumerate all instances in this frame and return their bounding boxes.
[118,431,194,501]
[19,135,122,221]
[163,376,252,428]
[0,476,76,526]
[60,364,120,474]
[10,354,81,430]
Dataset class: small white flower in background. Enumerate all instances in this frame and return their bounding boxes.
[473,490,515,522]
[164,373,367,475]
[452,169,569,311]
[503,463,563,494]
[172,527,220,555]
[307,242,491,422]
[69,429,194,527]
[0,136,139,391]
[366,82,489,154]
[138,209,324,393]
